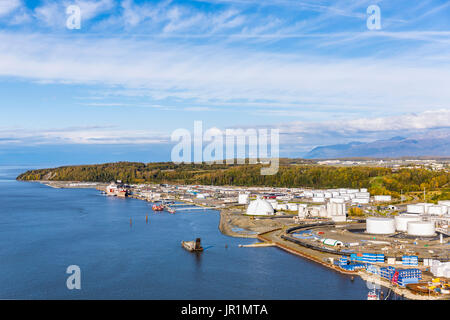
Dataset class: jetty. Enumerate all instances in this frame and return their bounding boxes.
[239,242,276,248]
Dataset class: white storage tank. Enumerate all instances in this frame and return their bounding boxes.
[304,191,314,198]
[366,217,396,234]
[314,192,324,198]
[407,221,435,237]
[417,203,434,214]
[298,204,307,217]
[312,197,325,203]
[352,198,369,204]
[374,195,392,202]
[428,205,447,216]
[314,205,327,217]
[356,192,370,198]
[238,193,249,204]
[406,204,425,214]
[330,197,345,204]
[276,204,288,211]
[395,214,422,232]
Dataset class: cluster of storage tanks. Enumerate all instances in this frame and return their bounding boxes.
[406,201,450,216]
[297,202,347,222]
[365,201,450,236]
[366,216,436,237]
[302,188,371,204]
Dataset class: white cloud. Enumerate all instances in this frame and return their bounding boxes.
[75,0,114,20]
[282,109,450,134]
[1,109,448,149]
[33,1,62,27]
[0,31,449,116]
[0,0,21,17]
[0,125,169,145]
[267,109,450,152]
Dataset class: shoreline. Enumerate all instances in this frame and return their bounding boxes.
[218,211,447,300]
[24,180,448,300]
[28,180,108,190]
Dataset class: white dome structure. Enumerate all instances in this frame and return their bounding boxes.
[366,217,395,234]
[395,215,422,232]
[246,197,275,216]
[407,221,435,237]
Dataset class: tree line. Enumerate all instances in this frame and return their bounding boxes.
[16,161,450,197]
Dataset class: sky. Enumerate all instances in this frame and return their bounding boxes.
[0,0,449,165]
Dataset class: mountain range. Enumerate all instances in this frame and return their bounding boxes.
[304,135,450,159]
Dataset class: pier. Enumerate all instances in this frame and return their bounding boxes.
[173,206,215,211]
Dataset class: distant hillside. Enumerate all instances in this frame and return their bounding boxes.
[304,135,450,159]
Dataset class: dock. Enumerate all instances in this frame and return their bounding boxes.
[239,242,276,248]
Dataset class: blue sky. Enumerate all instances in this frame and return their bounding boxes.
[0,0,450,165]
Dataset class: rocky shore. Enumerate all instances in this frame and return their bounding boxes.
[218,209,293,238]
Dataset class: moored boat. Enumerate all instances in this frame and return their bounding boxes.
[367,289,380,300]
[167,207,176,214]
[152,204,164,211]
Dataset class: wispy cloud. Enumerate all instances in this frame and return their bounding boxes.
[1,0,450,157]
[0,0,22,17]
[0,31,449,117]
[1,109,449,154]
[270,109,450,153]
[0,125,169,145]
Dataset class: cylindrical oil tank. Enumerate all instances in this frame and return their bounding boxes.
[406,204,425,214]
[395,215,422,232]
[407,221,435,237]
[366,217,396,234]
[438,200,450,206]
[428,205,447,216]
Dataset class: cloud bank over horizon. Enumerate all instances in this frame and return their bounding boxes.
[0,0,449,162]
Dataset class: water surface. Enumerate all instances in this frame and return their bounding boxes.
[0,166,391,299]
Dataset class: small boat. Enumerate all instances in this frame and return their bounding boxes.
[367,289,380,300]
[167,207,176,214]
[182,238,204,252]
[152,204,164,211]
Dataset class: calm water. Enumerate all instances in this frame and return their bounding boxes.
[0,166,388,299]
